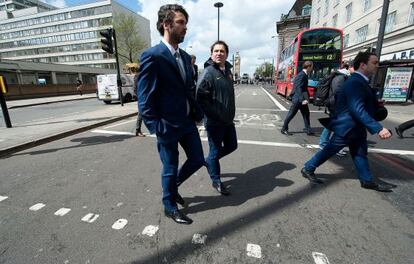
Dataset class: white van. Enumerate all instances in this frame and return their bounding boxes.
[96,74,137,104]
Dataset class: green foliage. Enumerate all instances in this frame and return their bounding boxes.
[112,13,148,65]
[254,62,274,78]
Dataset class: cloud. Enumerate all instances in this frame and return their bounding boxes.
[137,0,295,76]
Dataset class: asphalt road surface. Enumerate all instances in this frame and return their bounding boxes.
[0,84,413,264]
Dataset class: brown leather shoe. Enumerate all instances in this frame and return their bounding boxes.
[135,130,145,137]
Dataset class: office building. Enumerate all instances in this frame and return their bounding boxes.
[0,0,150,70]
[310,0,414,61]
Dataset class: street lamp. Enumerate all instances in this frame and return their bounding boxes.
[214,2,223,41]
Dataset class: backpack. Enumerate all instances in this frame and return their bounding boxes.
[313,71,348,110]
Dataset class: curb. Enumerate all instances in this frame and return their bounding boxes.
[8,96,96,109]
[0,112,137,158]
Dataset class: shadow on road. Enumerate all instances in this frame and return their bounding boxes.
[183,161,295,214]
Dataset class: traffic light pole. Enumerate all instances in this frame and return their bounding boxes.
[112,29,124,106]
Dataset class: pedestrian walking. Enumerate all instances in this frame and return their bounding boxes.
[75,79,83,96]
[301,51,394,192]
[196,40,237,196]
[395,119,414,138]
[319,63,354,157]
[138,4,205,225]
[281,61,314,135]
[133,71,145,137]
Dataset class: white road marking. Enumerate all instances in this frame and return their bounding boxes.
[103,119,135,129]
[192,234,207,244]
[81,213,99,223]
[91,129,134,136]
[252,92,257,96]
[312,252,330,264]
[261,87,287,111]
[112,219,128,230]
[54,208,71,216]
[246,243,262,258]
[29,203,45,211]
[142,225,159,237]
[91,130,414,156]
[0,195,8,202]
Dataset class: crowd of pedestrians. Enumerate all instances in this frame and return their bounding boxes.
[134,4,409,225]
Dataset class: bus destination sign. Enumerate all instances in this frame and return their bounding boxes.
[300,53,337,61]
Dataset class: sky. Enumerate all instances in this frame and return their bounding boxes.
[45,0,296,76]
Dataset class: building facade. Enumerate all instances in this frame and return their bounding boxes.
[0,0,150,70]
[276,0,311,60]
[310,0,414,61]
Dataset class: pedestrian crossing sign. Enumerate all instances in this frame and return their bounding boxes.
[0,76,8,94]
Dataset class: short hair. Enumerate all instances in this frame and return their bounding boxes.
[156,4,189,36]
[302,61,313,69]
[210,40,229,54]
[191,54,196,59]
[353,51,377,70]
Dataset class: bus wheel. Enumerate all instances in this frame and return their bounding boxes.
[103,100,111,104]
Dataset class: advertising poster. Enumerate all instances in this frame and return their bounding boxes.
[382,67,413,102]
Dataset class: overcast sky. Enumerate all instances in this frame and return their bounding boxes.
[45,0,296,76]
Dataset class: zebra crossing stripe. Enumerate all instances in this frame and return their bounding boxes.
[112,219,128,230]
[0,196,8,202]
[81,213,99,223]
[29,203,45,211]
[54,208,71,216]
[312,252,330,264]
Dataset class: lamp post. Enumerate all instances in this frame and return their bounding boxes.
[214,2,223,41]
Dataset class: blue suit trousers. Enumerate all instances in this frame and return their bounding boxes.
[304,130,373,182]
[157,126,205,213]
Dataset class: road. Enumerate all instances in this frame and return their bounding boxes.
[0,84,413,264]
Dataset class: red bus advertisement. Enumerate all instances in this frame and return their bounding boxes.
[275,27,343,99]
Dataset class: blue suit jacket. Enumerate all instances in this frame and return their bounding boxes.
[290,70,309,103]
[328,72,382,137]
[138,42,203,141]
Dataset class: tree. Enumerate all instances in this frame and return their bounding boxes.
[254,62,273,79]
[112,13,149,66]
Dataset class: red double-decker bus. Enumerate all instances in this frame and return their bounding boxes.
[275,27,343,99]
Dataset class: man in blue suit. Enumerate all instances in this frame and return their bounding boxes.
[281,61,314,135]
[138,4,205,224]
[301,51,393,192]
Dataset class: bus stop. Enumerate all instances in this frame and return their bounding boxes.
[374,59,414,103]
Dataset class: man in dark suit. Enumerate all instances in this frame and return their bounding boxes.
[281,61,314,135]
[138,4,205,224]
[301,51,393,192]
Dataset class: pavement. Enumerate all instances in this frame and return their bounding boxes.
[0,90,413,158]
[0,93,137,157]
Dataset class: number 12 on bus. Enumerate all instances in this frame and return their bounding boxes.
[275,28,343,99]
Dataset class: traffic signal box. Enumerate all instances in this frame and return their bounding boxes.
[100,28,114,54]
[0,76,8,94]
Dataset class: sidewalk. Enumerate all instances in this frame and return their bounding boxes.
[0,94,137,157]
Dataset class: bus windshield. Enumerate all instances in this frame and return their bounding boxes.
[300,29,342,51]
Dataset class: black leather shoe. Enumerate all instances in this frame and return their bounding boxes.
[306,131,315,136]
[360,181,393,192]
[301,168,323,184]
[212,182,230,195]
[175,193,185,206]
[164,210,193,224]
[281,129,291,135]
[376,179,397,189]
[395,127,403,138]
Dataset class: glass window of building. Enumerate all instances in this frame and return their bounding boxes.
[302,4,311,16]
[385,11,396,33]
[324,0,329,16]
[356,25,368,43]
[346,3,353,23]
[363,0,371,12]
[316,8,320,23]
[333,14,338,27]
[409,2,414,25]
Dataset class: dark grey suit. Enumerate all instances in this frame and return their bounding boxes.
[282,70,311,133]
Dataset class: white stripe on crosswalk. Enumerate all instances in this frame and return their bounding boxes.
[0,195,8,202]
[54,208,71,216]
[91,130,414,156]
[81,213,99,223]
[29,203,45,211]
[112,219,128,230]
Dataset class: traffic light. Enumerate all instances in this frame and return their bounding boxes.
[100,28,114,54]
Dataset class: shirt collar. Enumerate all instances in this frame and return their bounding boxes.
[162,38,179,56]
[355,71,369,82]
[302,69,308,74]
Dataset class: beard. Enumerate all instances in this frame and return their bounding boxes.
[170,28,185,44]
